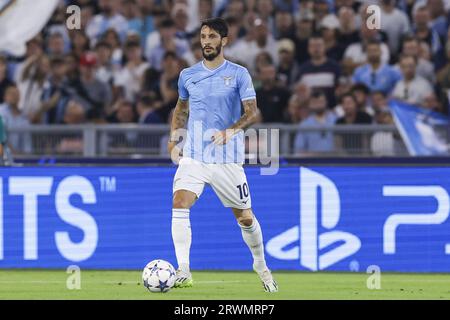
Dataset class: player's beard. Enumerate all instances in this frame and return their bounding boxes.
[202,44,222,61]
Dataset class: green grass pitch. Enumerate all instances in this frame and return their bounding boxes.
[0,270,450,300]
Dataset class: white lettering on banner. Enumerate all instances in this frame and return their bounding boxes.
[55,176,98,262]
[266,168,361,271]
[1,176,98,262]
[300,168,361,270]
[266,227,299,260]
[9,177,53,260]
[383,186,450,254]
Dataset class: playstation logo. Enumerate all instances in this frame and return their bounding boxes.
[266,168,361,271]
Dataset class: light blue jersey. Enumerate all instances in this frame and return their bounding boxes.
[178,59,256,163]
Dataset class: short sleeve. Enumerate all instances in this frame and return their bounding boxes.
[238,68,256,101]
[177,69,189,100]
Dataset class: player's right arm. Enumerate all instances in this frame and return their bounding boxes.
[168,98,189,156]
[168,69,190,161]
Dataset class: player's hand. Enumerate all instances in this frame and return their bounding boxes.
[168,141,183,164]
[211,129,235,145]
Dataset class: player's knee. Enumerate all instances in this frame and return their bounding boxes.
[236,212,254,227]
[173,198,191,209]
[239,216,253,227]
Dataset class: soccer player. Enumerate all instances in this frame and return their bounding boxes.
[167,18,278,293]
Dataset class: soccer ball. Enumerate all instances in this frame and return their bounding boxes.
[142,259,176,293]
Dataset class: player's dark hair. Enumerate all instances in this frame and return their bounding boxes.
[200,18,228,38]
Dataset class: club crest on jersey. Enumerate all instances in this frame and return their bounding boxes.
[223,76,233,87]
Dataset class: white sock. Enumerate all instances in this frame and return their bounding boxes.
[239,216,267,273]
[171,208,191,273]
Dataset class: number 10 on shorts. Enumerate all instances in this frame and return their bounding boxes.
[237,183,249,200]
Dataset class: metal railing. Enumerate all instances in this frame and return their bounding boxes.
[6,124,410,158]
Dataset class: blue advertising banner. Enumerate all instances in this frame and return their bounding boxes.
[389,100,449,156]
[1,166,450,272]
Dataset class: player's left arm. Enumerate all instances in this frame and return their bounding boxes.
[212,98,259,145]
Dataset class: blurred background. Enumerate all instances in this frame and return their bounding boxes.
[0,0,450,162]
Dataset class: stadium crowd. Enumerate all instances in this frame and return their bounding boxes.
[0,0,449,155]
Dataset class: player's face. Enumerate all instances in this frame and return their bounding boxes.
[200,26,226,61]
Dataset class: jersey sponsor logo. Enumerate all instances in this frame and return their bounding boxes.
[266,168,361,271]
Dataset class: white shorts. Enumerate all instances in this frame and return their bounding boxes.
[173,157,252,209]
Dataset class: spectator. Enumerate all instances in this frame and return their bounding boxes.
[35,56,71,124]
[122,0,154,45]
[319,14,346,62]
[379,0,411,57]
[293,16,313,65]
[273,10,296,40]
[392,55,434,106]
[343,22,390,69]
[412,4,442,58]
[335,93,372,154]
[294,90,337,154]
[371,108,399,156]
[183,39,203,66]
[0,85,31,154]
[370,90,390,114]
[399,35,435,84]
[277,39,300,89]
[336,93,372,125]
[102,28,124,68]
[137,93,163,124]
[352,40,402,95]
[223,17,245,64]
[255,64,290,123]
[287,93,309,124]
[171,3,192,41]
[337,6,359,49]
[297,35,341,108]
[146,19,189,71]
[107,99,138,123]
[70,52,113,120]
[158,51,183,121]
[86,0,129,44]
[236,18,279,75]
[70,30,91,59]
[95,41,115,85]
[114,39,150,102]
[312,0,330,24]
[0,55,14,105]
[350,83,374,116]
[256,0,276,35]
[427,0,448,41]
[46,31,67,56]
[15,54,50,122]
